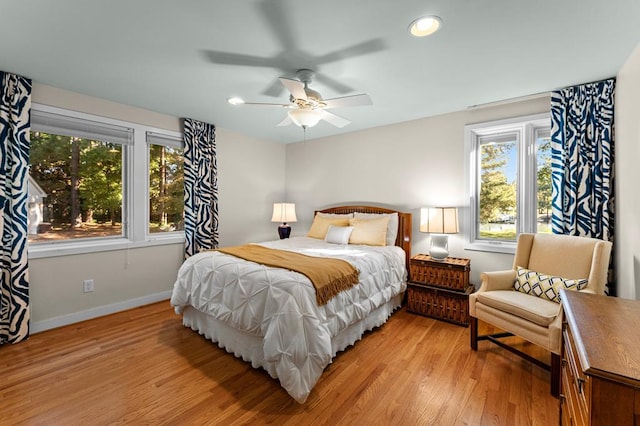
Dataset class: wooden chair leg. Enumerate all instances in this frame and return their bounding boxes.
[551,352,561,398]
[470,316,478,351]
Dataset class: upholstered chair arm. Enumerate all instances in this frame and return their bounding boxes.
[478,269,517,293]
[585,241,613,295]
[548,304,565,355]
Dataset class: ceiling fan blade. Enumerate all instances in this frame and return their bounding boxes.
[314,73,354,94]
[320,110,350,128]
[279,77,307,100]
[202,50,279,68]
[258,0,297,51]
[323,94,372,109]
[262,79,286,97]
[315,38,386,65]
[277,115,293,127]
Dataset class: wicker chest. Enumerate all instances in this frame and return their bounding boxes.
[407,255,474,326]
[409,254,470,291]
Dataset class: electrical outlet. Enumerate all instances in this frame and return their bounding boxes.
[83,279,94,293]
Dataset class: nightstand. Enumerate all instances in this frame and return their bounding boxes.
[406,254,474,326]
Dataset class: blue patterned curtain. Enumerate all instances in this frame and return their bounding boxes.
[550,78,615,294]
[183,118,219,257]
[0,71,31,344]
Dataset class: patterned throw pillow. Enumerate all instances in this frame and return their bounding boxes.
[514,266,588,303]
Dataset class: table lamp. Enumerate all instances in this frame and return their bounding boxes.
[420,207,459,261]
[271,203,297,239]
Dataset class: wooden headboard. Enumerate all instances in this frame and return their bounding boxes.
[316,205,412,270]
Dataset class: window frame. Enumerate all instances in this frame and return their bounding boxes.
[464,112,550,254]
[28,104,184,259]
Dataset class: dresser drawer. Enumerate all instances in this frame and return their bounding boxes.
[561,291,640,426]
[563,327,590,422]
[561,365,582,426]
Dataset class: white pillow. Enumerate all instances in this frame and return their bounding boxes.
[325,225,353,245]
[353,212,399,246]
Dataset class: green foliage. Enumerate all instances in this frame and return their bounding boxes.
[29,133,71,223]
[536,138,552,218]
[30,133,123,228]
[79,142,122,224]
[149,144,184,231]
[479,143,516,223]
[478,229,517,240]
[31,133,185,234]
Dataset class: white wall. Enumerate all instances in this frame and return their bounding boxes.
[30,40,640,330]
[29,84,285,331]
[614,43,640,300]
[286,96,551,285]
[217,127,287,245]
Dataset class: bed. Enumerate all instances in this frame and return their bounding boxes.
[170,205,412,403]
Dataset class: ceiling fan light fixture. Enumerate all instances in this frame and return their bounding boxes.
[227,97,245,105]
[409,15,442,37]
[288,109,322,128]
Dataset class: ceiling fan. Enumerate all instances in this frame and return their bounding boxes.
[228,69,372,129]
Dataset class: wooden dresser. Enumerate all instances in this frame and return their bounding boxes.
[560,290,640,425]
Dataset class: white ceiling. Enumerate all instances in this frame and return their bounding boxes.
[1,0,639,144]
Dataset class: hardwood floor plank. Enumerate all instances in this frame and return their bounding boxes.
[0,301,559,425]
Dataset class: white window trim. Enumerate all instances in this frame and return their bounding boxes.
[463,112,550,254]
[28,104,184,259]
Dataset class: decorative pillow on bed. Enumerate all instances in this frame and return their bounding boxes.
[348,216,390,246]
[514,266,588,303]
[307,215,351,239]
[325,225,354,245]
[353,212,399,246]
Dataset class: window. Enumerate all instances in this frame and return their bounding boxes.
[465,113,551,253]
[147,132,184,235]
[29,109,131,244]
[28,104,184,258]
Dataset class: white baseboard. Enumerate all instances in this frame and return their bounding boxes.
[31,290,173,334]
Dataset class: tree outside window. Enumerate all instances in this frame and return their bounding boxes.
[148,143,184,233]
[465,113,551,253]
[29,132,123,242]
[478,138,517,241]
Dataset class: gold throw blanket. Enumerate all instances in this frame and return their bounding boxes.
[217,244,360,306]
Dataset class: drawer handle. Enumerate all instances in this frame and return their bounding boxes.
[576,377,585,394]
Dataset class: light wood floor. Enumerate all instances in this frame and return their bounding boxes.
[1,302,559,425]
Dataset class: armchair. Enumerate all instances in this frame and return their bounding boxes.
[469,233,612,397]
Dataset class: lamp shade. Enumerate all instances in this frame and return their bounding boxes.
[420,207,459,234]
[271,203,297,223]
[288,109,322,128]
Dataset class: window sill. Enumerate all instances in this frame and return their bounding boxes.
[464,240,516,255]
[28,235,185,259]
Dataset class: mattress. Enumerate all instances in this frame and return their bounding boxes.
[170,236,407,403]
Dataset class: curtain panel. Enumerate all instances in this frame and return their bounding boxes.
[550,78,615,294]
[183,118,219,258]
[0,71,32,344]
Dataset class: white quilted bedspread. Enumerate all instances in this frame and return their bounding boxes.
[170,237,407,403]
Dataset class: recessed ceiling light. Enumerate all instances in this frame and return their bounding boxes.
[409,15,442,37]
[227,97,245,105]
